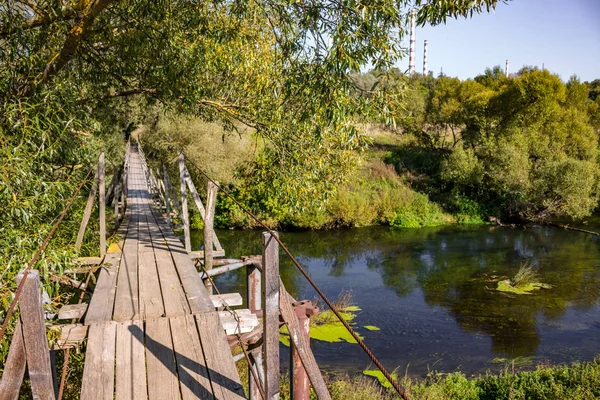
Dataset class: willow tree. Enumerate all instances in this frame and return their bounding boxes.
[0,0,501,272]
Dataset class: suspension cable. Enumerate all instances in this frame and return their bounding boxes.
[0,167,94,342]
[182,154,410,400]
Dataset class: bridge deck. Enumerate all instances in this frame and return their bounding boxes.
[80,148,245,399]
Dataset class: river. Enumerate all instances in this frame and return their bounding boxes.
[192,224,600,377]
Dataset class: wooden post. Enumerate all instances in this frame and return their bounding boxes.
[178,153,191,252]
[247,261,263,400]
[183,166,223,251]
[163,166,171,226]
[17,270,55,399]
[75,163,99,252]
[0,322,26,400]
[203,181,218,294]
[262,231,279,400]
[99,152,106,256]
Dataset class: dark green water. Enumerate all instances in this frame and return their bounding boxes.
[192,224,600,377]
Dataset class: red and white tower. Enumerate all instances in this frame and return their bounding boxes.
[409,9,416,74]
[423,39,428,75]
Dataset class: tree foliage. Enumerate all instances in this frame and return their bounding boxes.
[388,68,600,221]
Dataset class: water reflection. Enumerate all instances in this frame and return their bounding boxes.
[192,225,600,375]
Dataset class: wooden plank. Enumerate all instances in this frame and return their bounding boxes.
[189,250,226,259]
[80,322,117,400]
[262,231,280,400]
[85,252,121,325]
[196,313,245,399]
[58,303,88,320]
[203,180,218,294]
[210,293,243,308]
[147,213,191,317]
[247,261,262,400]
[170,315,213,399]
[178,153,191,252]
[75,169,98,251]
[115,320,147,400]
[150,208,214,313]
[17,270,55,399]
[0,322,26,400]
[99,152,106,256]
[217,309,259,335]
[138,213,165,319]
[73,256,104,266]
[50,324,88,349]
[280,288,331,400]
[113,210,139,321]
[145,318,180,400]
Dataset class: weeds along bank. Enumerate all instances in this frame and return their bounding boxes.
[141,115,466,230]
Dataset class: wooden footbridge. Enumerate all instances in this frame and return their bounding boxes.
[0,139,406,400]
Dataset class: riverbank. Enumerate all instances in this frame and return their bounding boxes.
[142,118,486,230]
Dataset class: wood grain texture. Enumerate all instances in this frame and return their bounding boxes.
[196,313,245,399]
[80,322,117,400]
[17,270,55,399]
[145,318,180,400]
[99,152,106,256]
[138,214,165,319]
[262,231,280,400]
[0,322,26,400]
[178,153,191,252]
[115,320,147,400]
[170,315,213,400]
[84,252,121,325]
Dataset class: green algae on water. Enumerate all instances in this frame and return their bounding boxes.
[279,306,366,345]
[363,369,397,389]
[496,279,553,295]
[363,325,380,331]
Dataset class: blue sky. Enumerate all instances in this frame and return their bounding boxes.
[403,0,600,82]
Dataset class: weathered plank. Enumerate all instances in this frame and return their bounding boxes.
[50,323,88,350]
[84,251,121,325]
[150,208,214,313]
[189,250,226,259]
[0,322,26,400]
[145,318,180,400]
[113,209,139,321]
[210,293,243,308]
[147,212,190,317]
[280,288,330,400]
[163,166,172,226]
[217,309,260,335]
[80,322,117,400]
[57,303,88,320]
[17,270,55,399]
[170,315,213,399]
[262,231,280,400]
[138,214,165,319]
[196,312,245,399]
[115,320,147,400]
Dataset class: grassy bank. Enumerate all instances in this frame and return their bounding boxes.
[142,116,483,230]
[234,358,600,400]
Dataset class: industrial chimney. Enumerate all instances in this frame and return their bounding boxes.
[423,39,428,76]
[409,9,416,74]
[505,59,510,77]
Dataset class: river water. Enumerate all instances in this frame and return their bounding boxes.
[192,224,600,377]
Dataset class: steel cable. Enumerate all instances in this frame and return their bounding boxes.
[183,154,410,400]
